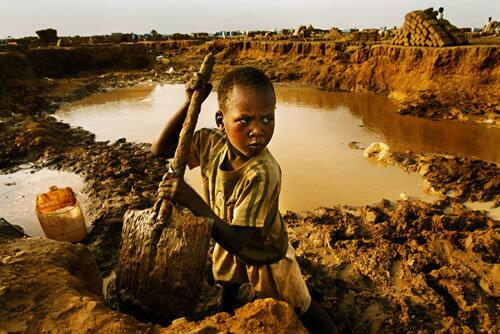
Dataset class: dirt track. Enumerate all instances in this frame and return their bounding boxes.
[0,39,499,332]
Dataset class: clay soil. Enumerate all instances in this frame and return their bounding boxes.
[0,38,499,333]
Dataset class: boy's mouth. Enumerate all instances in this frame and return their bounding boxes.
[248,142,265,150]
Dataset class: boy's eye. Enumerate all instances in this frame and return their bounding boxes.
[238,118,249,125]
[262,117,273,124]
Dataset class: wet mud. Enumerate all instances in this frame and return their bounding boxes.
[0,40,498,332]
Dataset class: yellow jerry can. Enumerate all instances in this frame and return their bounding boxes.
[36,186,87,242]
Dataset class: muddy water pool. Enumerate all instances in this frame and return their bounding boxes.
[3,84,498,237]
[55,84,500,214]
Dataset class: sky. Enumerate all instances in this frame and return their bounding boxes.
[1,0,498,38]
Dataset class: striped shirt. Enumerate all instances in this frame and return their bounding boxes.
[188,128,288,265]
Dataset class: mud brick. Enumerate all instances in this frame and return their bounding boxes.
[429,25,442,34]
[437,39,445,47]
[417,23,425,30]
[420,12,430,20]
[405,11,418,21]
[441,24,453,33]
[425,39,434,47]
[439,37,454,46]
[436,30,449,39]
[427,19,438,26]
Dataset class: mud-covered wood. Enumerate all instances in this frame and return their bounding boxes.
[116,203,211,319]
[115,54,214,320]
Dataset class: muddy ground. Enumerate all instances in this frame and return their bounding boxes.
[0,39,499,333]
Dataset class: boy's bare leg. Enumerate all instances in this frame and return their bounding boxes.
[300,300,339,334]
[220,283,240,313]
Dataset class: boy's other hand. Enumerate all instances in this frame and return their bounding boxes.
[185,72,212,103]
[157,173,198,209]
[157,172,178,202]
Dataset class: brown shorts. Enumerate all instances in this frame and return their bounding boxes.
[212,242,312,314]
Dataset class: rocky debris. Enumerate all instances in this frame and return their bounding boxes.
[286,199,498,333]
[392,8,468,47]
[36,28,58,47]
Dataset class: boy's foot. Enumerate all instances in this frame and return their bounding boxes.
[218,283,240,314]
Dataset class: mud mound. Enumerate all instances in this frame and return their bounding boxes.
[168,298,307,333]
[0,115,94,169]
[286,200,498,332]
[385,152,500,202]
[0,234,150,332]
[0,226,307,333]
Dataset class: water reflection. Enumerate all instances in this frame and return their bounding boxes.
[277,86,500,163]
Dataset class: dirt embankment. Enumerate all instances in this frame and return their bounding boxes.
[203,40,500,124]
[2,40,499,123]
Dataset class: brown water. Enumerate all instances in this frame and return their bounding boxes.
[55,84,500,214]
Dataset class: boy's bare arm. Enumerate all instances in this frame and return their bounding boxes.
[151,98,190,158]
[150,73,212,158]
[158,176,256,254]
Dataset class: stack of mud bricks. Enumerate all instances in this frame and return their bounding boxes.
[392,8,468,47]
[350,29,379,42]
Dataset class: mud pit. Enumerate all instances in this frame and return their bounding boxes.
[0,39,498,333]
[56,84,444,211]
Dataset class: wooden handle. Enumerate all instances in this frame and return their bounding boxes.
[171,53,214,178]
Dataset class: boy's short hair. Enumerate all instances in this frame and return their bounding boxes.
[217,66,275,112]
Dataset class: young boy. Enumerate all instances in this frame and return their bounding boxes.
[152,67,338,333]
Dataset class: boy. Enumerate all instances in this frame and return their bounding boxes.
[152,67,338,333]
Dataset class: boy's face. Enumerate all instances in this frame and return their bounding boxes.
[219,84,276,159]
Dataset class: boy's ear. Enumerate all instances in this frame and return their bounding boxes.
[215,110,224,131]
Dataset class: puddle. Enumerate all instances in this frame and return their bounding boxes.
[0,167,89,237]
[56,84,500,213]
[464,201,500,221]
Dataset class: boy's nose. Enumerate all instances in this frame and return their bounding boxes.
[249,126,264,138]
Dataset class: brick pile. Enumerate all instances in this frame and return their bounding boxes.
[350,29,379,42]
[392,8,468,47]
